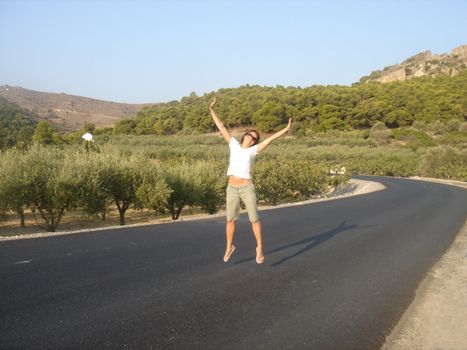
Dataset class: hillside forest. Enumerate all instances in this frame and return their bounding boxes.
[1,71,466,145]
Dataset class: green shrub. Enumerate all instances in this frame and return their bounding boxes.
[437,131,467,148]
[253,158,347,205]
[346,149,419,177]
[3,127,464,233]
[62,148,112,220]
[391,128,437,149]
[97,150,171,225]
[446,119,461,132]
[412,120,427,130]
[20,145,77,232]
[429,120,446,135]
[369,122,391,145]
[419,146,467,181]
[162,159,225,219]
[0,149,32,226]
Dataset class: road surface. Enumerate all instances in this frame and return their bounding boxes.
[1,176,466,349]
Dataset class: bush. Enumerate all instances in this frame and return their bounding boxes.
[437,131,467,148]
[163,159,225,219]
[419,146,467,181]
[429,120,446,135]
[0,144,173,230]
[97,149,171,225]
[446,119,461,132]
[369,122,391,145]
[0,145,83,231]
[194,161,226,214]
[68,147,171,224]
[411,120,427,130]
[347,149,419,177]
[391,128,437,149]
[63,148,112,220]
[253,158,347,205]
[21,145,78,232]
[0,149,32,226]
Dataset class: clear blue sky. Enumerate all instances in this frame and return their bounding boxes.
[1,0,466,104]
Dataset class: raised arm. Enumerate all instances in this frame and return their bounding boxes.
[257,118,292,153]
[209,98,231,143]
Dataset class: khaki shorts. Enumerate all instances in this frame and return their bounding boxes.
[226,183,259,222]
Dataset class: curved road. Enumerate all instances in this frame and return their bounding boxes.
[1,176,466,349]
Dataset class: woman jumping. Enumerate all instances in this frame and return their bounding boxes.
[209,98,292,264]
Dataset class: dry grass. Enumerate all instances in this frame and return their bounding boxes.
[0,207,209,238]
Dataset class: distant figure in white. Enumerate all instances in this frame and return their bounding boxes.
[209,98,292,264]
[82,132,93,141]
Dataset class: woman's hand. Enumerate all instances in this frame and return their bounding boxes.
[208,97,231,143]
[257,118,292,153]
[209,98,217,110]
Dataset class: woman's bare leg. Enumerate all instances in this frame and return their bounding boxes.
[252,220,264,261]
[225,220,236,258]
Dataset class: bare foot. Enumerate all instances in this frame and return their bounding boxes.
[223,245,235,262]
[256,247,264,264]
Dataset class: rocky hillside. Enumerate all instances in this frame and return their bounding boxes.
[0,86,151,131]
[361,44,467,83]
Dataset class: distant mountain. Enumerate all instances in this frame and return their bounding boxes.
[361,44,467,83]
[0,86,151,131]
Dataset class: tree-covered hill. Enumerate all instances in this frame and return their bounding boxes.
[0,97,38,149]
[114,71,467,136]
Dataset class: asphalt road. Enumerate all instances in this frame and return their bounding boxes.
[1,176,466,350]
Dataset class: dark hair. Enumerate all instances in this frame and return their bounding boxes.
[241,129,260,146]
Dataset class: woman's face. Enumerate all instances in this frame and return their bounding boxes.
[244,131,259,146]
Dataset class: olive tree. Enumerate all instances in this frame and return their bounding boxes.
[253,158,334,205]
[61,148,112,220]
[22,145,79,232]
[163,159,225,220]
[0,149,33,226]
[98,149,171,225]
[191,160,225,215]
[163,161,200,220]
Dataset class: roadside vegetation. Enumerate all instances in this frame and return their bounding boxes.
[0,73,465,234]
[0,141,349,233]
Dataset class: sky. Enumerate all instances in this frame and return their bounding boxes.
[0,0,466,104]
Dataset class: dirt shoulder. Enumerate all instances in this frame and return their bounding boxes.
[382,177,467,350]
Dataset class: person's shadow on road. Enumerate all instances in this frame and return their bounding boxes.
[235,221,372,267]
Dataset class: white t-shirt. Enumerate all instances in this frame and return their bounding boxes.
[226,137,258,179]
